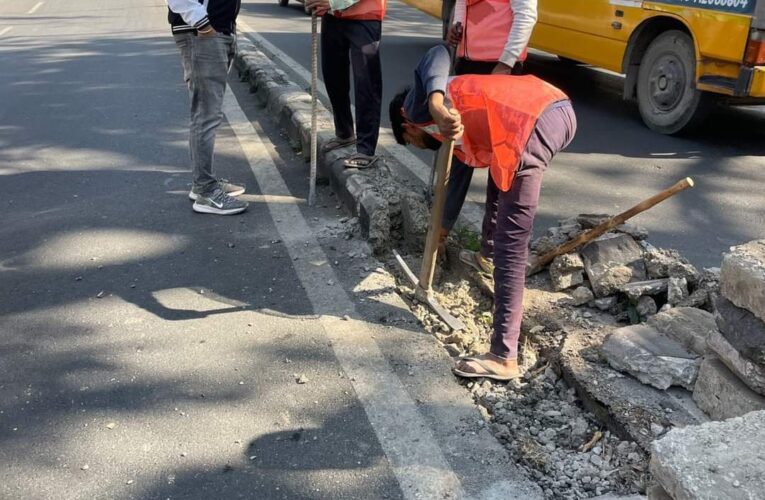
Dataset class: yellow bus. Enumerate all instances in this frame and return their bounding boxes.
[405,0,765,134]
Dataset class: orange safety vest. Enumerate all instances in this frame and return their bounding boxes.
[458,0,528,63]
[332,0,386,21]
[414,75,568,192]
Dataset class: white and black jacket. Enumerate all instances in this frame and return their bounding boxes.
[167,0,241,35]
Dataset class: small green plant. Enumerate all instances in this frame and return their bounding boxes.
[452,224,480,252]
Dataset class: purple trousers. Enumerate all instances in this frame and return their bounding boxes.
[480,102,577,359]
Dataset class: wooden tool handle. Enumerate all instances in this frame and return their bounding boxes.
[527,177,694,275]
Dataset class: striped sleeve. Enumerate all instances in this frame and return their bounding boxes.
[166,0,210,29]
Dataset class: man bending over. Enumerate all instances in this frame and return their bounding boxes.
[389,44,577,380]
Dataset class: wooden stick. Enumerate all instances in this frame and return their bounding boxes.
[527,177,695,276]
[419,139,455,291]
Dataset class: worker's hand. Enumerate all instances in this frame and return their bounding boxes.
[491,62,514,75]
[446,23,463,47]
[434,107,464,141]
[305,0,330,15]
[429,92,463,140]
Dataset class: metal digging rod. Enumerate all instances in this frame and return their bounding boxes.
[394,139,465,331]
[308,11,318,207]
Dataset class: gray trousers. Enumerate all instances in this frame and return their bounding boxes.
[174,32,236,195]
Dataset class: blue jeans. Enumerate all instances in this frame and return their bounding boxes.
[174,32,236,195]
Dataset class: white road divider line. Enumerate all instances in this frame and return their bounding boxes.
[0,27,13,37]
[237,21,485,232]
[222,89,465,500]
[27,1,44,14]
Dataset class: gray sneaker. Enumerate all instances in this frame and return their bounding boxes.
[192,188,248,215]
[189,179,245,201]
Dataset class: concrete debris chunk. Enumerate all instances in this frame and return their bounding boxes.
[615,223,649,241]
[549,253,585,291]
[571,286,595,306]
[620,279,668,301]
[707,328,765,396]
[591,296,618,312]
[714,296,765,365]
[650,409,765,500]
[720,239,765,322]
[400,192,429,251]
[581,234,647,297]
[636,296,658,319]
[601,325,701,390]
[644,247,698,283]
[692,357,765,420]
[666,277,688,306]
[647,307,716,356]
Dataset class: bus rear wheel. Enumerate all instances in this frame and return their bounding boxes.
[636,30,710,135]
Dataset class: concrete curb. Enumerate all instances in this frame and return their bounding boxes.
[234,37,426,254]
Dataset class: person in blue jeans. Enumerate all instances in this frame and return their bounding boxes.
[168,0,248,215]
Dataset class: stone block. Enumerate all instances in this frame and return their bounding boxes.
[645,484,671,500]
[549,253,585,291]
[581,234,647,297]
[650,409,765,500]
[601,325,701,390]
[644,248,699,284]
[692,357,765,420]
[620,279,668,301]
[714,296,765,365]
[591,296,618,312]
[636,296,658,319]
[720,239,765,322]
[667,277,689,306]
[571,286,594,306]
[358,190,389,255]
[400,192,429,252]
[707,328,765,396]
[647,307,716,356]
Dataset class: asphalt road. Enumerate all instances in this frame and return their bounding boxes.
[240,0,765,268]
[0,1,539,498]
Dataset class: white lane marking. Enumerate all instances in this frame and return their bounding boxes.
[222,89,465,500]
[237,21,485,232]
[0,27,13,36]
[27,1,44,14]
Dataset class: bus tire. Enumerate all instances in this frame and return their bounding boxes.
[279,0,289,7]
[636,30,710,135]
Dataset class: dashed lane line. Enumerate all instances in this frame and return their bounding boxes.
[221,88,466,500]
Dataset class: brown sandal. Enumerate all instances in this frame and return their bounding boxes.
[452,356,519,381]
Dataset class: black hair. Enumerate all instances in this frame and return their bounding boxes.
[389,86,411,145]
[388,85,441,151]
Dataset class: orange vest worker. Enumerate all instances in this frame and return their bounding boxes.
[416,74,568,191]
[457,0,528,62]
[332,0,387,20]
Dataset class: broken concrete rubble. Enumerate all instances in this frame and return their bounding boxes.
[706,328,765,396]
[620,279,668,302]
[720,239,765,322]
[636,296,658,320]
[549,252,585,291]
[647,307,715,356]
[714,295,765,365]
[601,325,701,390]
[692,357,765,420]
[571,286,595,306]
[666,277,688,306]
[643,247,699,284]
[581,234,647,297]
[650,410,765,500]
[400,191,429,252]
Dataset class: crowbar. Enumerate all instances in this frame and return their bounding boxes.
[526,177,695,275]
[308,11,319,206]
[394,139,465,331]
